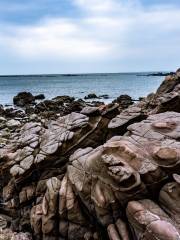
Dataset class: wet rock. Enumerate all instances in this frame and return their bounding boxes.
[4,108,26,119]
[52,95,75,104]
[13,92,35,107]
[99,94,109,99]
[33,96,85,119]
[35,94,45,100]
[35,100,61,113]
[63,100,85,115]
[84,93,99,99]
[0,105,5,115]
[91,101,105,106]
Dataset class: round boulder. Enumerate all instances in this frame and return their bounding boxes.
[13,92,35,107]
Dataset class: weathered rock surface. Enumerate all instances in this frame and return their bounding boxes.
[6,119,21,129]
[108,105,145,136]
[0,110,115,180]
[0,111,179,239]
[0,229,32,240]
[127,199,180,239]
[66,111,180,239]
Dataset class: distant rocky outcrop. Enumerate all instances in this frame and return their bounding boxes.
[137,71,175,76]
[84,93,99,99]
[84,93,109,100]
[0,69,180,239]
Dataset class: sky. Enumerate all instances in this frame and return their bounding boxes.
[0,0,180,74]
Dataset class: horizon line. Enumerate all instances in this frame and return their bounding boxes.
[0,70,171,77]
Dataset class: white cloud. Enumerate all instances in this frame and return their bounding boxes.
[0,0,180,73]
[0,19,111,59]
[74,0,120,13]
[73,0,141,15]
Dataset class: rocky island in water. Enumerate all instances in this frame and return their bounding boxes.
[0,69,180,240]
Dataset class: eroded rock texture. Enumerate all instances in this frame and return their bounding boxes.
[0,111,179,239]
[0,108,119,239]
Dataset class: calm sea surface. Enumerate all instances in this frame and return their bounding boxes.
[0,73,164,105]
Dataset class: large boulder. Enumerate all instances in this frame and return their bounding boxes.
[6,119,21,129]
[34,94,45,100]
[13,92,35,107]
[108,105,145,136]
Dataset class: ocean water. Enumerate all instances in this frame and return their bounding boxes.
[0,73,164,105]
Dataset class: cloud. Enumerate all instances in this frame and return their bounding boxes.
[0,0,180,73]
[74,0,120,13]
[73,0,141,15]
[0,18,111,60]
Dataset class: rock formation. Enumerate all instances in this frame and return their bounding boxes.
[108,68,180,136]
[13,92,36,107]
[112,95,133,110]
[0,69,180,239]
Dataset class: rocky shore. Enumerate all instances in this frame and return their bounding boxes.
[0,69,180,239]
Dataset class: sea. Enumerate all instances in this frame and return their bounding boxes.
[0,73,164,105]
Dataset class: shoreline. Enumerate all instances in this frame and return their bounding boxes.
[0,72,164,106]
[0,69,179,239]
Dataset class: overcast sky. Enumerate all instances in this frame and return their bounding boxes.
[0,0,180,74]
